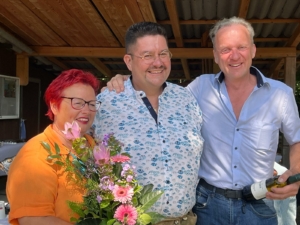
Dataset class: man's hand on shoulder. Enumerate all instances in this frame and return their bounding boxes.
[105,74,129,93]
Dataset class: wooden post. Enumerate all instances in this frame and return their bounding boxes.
[284,56,296,91]
[16,54,29,86]
[281,56,296,168]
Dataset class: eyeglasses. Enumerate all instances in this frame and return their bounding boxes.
[127,50,172,64]
[61,97,100,112]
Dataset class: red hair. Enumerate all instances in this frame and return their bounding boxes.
[44,69,100,121]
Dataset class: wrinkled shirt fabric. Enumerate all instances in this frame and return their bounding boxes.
[187,66,300,189]
[93,79,204,217]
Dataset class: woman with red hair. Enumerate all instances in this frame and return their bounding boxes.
[7,69,100,225]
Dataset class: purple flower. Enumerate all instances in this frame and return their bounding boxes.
[102,133,114,146]
[126,175,133,182]
[96,195,102,203]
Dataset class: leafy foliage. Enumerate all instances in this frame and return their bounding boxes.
[42,126,165,225]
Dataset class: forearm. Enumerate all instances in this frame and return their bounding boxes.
[19,216,73,225]
[289,142,300,174]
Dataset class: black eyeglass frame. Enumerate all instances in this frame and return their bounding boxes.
[61,97,100,112]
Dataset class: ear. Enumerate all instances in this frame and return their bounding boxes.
[123,54,133,71]
[251,44,256,59]
[50,101,59,116]
[213,49,219,64]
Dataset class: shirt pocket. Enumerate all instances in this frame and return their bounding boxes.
[249,121,279,151]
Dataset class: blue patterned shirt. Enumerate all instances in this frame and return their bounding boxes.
[93,79,203,217]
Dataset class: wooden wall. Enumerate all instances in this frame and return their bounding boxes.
[0,48,56,141]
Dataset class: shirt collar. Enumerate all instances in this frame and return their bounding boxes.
[215,66,266,88]
[129,75,167,97]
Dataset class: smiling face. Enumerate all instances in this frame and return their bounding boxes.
[51,83,97,136]
[213,24,256,81]
[123,35,171,93]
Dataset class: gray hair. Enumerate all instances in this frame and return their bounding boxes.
[209,17,255,47]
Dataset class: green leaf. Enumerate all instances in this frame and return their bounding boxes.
[76,218,102,225]
[131,196,138,206]
[139,213,152,224]
[113,222,122,225]
[107,219,116,225]
[54,143,61,155]
[146,212,166,224]
[140,190,164,211]
[100,219,108,225]
[54,161,64,166]
[70,217,78,223]
[113,163,123,177]
[47,155,61,159]
[121,152,131,157]
[41,141,51,153]
[140,184,154,196]
[100,200,110,209]
[68,202,85,218]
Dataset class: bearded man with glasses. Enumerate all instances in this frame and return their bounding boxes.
[92,22,203,224]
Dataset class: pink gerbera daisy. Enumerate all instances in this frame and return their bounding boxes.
[113,185,134,203]
[111,154,130,163]
[114,204,138,225]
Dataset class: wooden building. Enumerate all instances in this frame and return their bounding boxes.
[0,0,300,164]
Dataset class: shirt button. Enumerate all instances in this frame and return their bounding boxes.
[235,184,237,186]
[234,166,237,168]
[236,128,239,131]
[235,147,238,150]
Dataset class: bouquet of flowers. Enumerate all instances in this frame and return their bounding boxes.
[42,122,165,225]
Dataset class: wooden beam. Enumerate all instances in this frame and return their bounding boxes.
[137,0,156,22]
[86,57,112,78]
[123,0,144,22]
[165,0,183,47]
[30,47,126,57]
[92,0,126,46]
[238,0,251,18]
[16,54,29,86]
[284,57,296,91]
[28,46,296,58]
[181,59,190,80]
[167,37,289,44]
[286,24,300,47]
[158,18,300,25]
[46,57,69,70]
[165,0,191,80]
[254,48,296,58]
[269,58,284,78]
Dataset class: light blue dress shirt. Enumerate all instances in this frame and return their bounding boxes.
[93,79,204,217]
[187,66,300,190]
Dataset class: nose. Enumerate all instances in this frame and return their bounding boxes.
[230,48,240,60]
[152,55,164,66]
[81,103,90,112]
